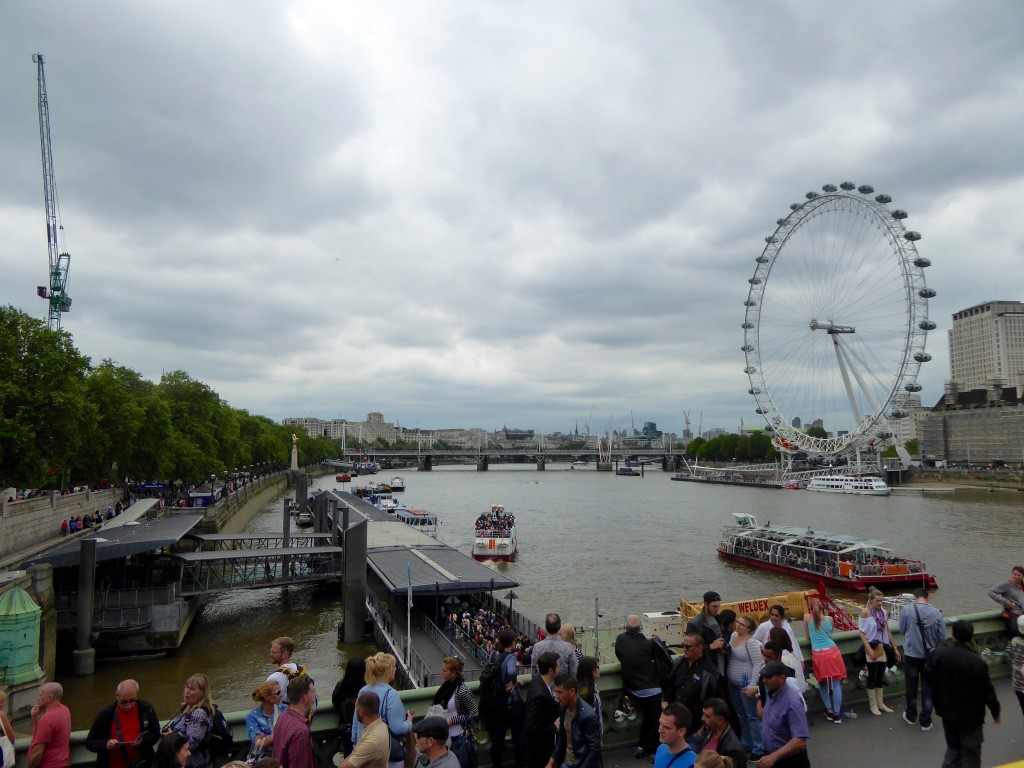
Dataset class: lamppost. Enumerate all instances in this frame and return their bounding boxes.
[503,590,519,620]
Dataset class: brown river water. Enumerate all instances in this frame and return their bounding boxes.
[58,466,1022,728]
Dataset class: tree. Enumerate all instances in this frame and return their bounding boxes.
[905,438,921,456]
[806,425,828,439]
[0,306,92,490]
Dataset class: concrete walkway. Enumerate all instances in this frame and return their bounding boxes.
[601,675,1023,768]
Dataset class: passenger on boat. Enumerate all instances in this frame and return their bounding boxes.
[803,598,847,724]
[858,588,900,716]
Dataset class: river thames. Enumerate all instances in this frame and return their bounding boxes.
[58,466,1021,728]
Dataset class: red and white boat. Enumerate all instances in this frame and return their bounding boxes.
[472,504,518,561]
[717,513,937,592]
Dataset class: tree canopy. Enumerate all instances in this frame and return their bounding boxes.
[0,306,333,489]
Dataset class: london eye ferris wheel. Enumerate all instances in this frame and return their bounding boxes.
[742,182,935,466]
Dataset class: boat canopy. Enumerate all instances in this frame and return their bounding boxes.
[724,522,892,555]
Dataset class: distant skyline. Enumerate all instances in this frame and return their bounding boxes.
[2,3,1023,436]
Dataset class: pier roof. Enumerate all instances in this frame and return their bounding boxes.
[22,514,204,569]
[368,543,518,595]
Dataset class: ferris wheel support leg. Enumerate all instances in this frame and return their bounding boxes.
[831,337,862,430]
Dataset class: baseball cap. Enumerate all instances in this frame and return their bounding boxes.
[761,661,795,678]
[412,716,449,741]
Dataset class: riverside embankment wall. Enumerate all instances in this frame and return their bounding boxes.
[0,488,122,562]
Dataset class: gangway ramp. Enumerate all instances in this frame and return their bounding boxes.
[185,532,335,551]
[172,546,343,596]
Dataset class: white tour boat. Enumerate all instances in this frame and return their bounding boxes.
[806,474,890,496]
[472,503,518,561]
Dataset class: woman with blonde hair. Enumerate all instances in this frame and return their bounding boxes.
[694,750,734,768]
[352,652,413,768]
[245,680,286,761]
[858,587,900,715]
[558,623,584,662]
[433,656,478,768]
[162,674,214,768]
[804,597,848,723]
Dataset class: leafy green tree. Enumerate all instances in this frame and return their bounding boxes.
[0,307,92,490]
[806,425,828,439]
[905,438,921,456]
[686,436,706,457]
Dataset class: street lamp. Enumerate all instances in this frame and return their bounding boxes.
[503,590,519,619]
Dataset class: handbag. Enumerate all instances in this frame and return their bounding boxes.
[381,690,406,763]
[450,734,477,768]
[1,732,15,768]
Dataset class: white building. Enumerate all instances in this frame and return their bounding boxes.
[948,300,1024,390]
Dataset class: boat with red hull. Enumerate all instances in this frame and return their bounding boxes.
[718,513,937,592]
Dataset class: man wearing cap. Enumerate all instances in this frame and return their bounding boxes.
[686,592,728,675]
[413,716,459,768]
[757,661,809,768]
[339,692,389,768]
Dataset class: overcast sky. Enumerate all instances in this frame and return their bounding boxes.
[2,2,1022,437]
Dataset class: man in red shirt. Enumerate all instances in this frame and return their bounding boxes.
[28,683,72,768]
[85,679,162,768]
[273,676,317,768]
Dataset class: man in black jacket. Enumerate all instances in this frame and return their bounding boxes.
[85,680,161,768]
[931,620,1001,768]
[670,634,726,751]
[522,652,560,768]
[696,698,746,768]
[547,675,601,768]
[615,615,662,759]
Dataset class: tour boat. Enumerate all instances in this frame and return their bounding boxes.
[717,513,937,591]
[472,503,518,561]
[805,474,890,496]
[389,476,406,492]
[395,507,438,537]
[336,474,352,483]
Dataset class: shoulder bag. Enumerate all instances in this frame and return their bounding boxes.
[381,689,406,763]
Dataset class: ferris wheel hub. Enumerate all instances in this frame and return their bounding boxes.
[809,320,855,334]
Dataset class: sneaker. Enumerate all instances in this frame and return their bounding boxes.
[902,712,916,725]
[921,723,933,732]
[825,710,836,722]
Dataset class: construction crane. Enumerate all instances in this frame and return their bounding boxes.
[32,53,72,331]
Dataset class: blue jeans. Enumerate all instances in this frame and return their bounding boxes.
[904,656,933,726]
[728,682,763,755]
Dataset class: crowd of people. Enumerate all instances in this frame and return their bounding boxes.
[473,508,515,537]
[445,604,534,666]
[17,568,1024,768]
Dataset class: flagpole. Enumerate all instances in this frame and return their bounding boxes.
[406,562,412,667]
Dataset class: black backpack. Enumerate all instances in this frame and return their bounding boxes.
[204,704,234,762]
[478,651,510,722]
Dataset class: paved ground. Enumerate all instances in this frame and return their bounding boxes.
[602,675,1023,768]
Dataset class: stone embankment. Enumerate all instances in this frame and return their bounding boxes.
[0,488,122,564]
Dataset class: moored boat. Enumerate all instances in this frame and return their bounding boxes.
[395,507,438,537]
[616,466,642,476]
[717,513,937,591]
[336,474,352,483]
[472,503,517,561]
[805,474,890,496]
[295,510,314,528]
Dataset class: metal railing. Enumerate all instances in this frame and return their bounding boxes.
[366,590,436,688]
[423,616,479,679]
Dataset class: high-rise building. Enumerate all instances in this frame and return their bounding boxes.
[948,300,1024,390]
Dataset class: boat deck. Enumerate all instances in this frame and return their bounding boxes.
[600,674,1023,768]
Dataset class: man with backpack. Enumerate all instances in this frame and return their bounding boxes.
[614,615,662,760]
[268,638,307,705]
[481,630,523,768]
[898,587,945,730]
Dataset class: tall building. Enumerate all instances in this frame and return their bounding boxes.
[948,300,1024,390]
